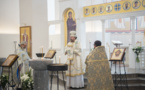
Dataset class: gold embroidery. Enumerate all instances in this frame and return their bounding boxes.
[67,45,73,47]
[66,72,85,77]
[67,64,74,65]
[87,59,108,62]
[86,46,114,90]
[67,43,74,47]
[65,41,84,77]
[67,58,73,60]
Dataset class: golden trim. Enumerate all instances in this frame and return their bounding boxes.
[87,59,108,63]
[95,46,105,48]
[67,45,73,47]
[66,72,85,77]
[67,64,74,65]
[84,0,145,18]
[68,58,73,60]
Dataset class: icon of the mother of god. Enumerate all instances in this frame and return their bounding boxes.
[23,29,28,43]
[67,12,76,42]
[22,29,28,51]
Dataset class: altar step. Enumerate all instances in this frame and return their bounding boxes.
[84,73,145,90]
[58,72,145,90]
[113,78,145,84]
[115,84,145,90]
[112,73,145,78]
[112,73,145,90]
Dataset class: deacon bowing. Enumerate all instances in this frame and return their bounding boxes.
[65,31,84,89]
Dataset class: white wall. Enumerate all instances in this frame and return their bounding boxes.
[20,0,48,58]
[0,34,19,57]
[47,0,55,21]
[0,0,49,58]
[0,0,20,57]
[49,35,61,49]
[0,0,19,34]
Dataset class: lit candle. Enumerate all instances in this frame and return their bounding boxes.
[59,56,61,64]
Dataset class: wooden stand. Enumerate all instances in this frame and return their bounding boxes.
[2,66,17,90]
[1,54,19,90]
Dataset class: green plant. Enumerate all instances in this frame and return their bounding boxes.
[21,69,33,90]
[0,75,9,89]
[132,47,143,62]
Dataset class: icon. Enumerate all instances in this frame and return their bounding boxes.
[99,6,104,14]
[106,5,113,12]
[92,7,97,14]
[132,0,141,9]
[123,2,131,10]
[85,8,90,15]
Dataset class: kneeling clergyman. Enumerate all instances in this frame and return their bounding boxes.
[85,40,114,90]
[65,31,84,89]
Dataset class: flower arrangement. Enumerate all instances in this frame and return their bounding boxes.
[0,75,9,90]
[132,47,143,62]
[21,70,34,90]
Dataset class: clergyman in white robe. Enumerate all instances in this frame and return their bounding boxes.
[65,31,84,88]
[17,41,30,75]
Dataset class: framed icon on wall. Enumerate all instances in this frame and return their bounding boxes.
[20,26,32,58]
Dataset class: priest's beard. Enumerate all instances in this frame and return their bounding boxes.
[70,39,75,42]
